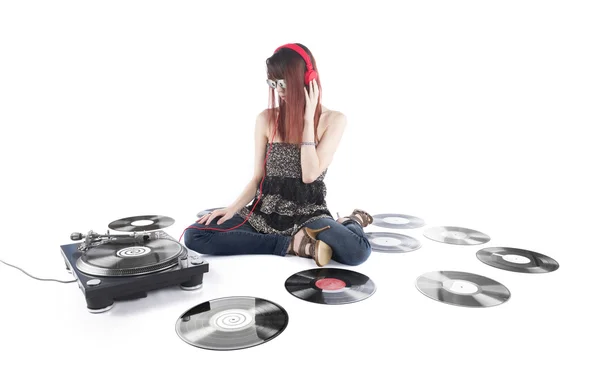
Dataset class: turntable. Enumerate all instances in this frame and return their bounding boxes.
[60,215,209,313]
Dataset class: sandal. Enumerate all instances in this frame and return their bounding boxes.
[347,209,374,227]
[290,225,333,267]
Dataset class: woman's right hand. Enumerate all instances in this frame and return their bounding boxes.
[197,207,236,226]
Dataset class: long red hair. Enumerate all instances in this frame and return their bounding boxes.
[265,43,322,145]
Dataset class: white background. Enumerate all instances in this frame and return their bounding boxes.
[1,1,598,379]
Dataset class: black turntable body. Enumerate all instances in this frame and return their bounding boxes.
[61,216,209,313]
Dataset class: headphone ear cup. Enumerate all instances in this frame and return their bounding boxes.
[305,70,318,84]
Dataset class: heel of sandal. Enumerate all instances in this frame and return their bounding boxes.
[290,225,333,266]
[314,240,333,267]
[305,225,331,240]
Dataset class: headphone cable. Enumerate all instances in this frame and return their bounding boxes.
[179,112,280,242]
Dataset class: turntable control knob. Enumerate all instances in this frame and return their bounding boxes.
[87,279,102,286]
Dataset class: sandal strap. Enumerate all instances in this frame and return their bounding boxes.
[296,232,315,259]
[291,226,330,261]
[348,215,365,227]
[290,234,302,257]
[352,209,373,226]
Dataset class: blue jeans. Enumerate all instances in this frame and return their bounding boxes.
[183,214,372,266]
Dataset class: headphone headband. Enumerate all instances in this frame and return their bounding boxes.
[273,43,318,85]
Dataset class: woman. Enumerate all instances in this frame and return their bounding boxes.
[184,43,373,266]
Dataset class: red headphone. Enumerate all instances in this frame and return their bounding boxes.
[274,43,318,85]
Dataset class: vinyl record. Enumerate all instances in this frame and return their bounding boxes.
[366,232,422,253]
[108,215,175,232]
[196,207,226,218]
[423,226,490,245]
[416,271,510,308]
[476,247,559,273]
[284,268,376,305]
[372,213,425,229]
[76,238,184,276]
[175,296,288,351]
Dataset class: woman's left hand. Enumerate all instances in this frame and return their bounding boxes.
[304,79,319,121]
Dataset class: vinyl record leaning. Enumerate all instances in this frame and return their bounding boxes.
[175,296,288,351]
[372,213,425,229]
[366,232,421,253]
[285,268,376,305]
[423,226,490,245]
[416,271,510,308]
[476,247,559,273]
[108,215,175,232]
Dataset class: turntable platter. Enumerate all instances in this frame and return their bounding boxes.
[75,238,185,277]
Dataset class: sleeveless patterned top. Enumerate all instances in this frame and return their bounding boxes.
[236,142,334,236]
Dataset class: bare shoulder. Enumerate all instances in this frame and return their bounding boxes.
[257,108,271,123]
[258,107,273,118]
[259,107,279,138]
[322,108,347,130]
[256,108,271,137]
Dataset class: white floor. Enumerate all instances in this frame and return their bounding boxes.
[1,1,598,379]
[2,189,597,379]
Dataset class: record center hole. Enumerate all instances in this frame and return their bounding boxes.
[442,280,479,295]
[131,220,155,227]
[501,254,531,264]
[372,237,401,246]
[383,217,409,225]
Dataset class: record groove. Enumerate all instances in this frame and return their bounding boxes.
[423,226,490,245]
[366,232,421,253]
[372,213,425,229]
[476,247,559,273]
[108,215,175,232]
[76,238,184,276]
[285,268,376,305]
[175,296,288,351]
[416,271,510,308]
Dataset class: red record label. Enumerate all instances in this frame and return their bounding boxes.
[315,278,346,291]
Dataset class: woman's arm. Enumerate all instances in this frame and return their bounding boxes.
[227,111,269,211]
[300,111,347,183]
[227,179,262,212]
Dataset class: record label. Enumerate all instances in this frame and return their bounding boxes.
[443,279,479,294]
[416,271,510,308]
[476,247,559,273]
[285,268,376,305]
[366,232,422,253]
[423,226,491,245]
[175,296,288,351]
[315,278,346,292]
[372,213,425,229]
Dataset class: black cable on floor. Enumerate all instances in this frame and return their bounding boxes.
[0,259,77,284]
